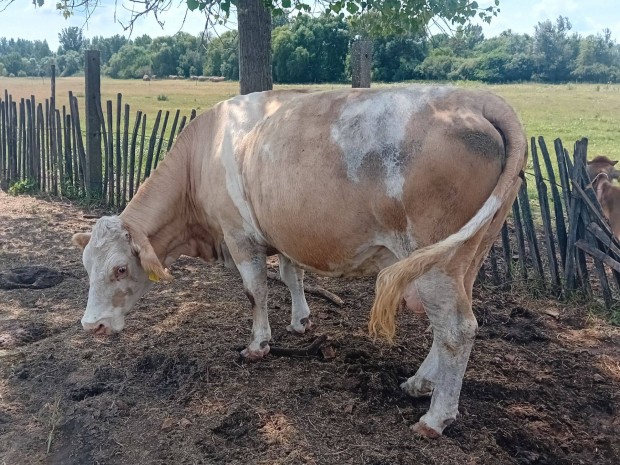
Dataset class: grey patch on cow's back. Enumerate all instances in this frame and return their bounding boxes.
[456,129,504,163]
[357,145,410,198]
[331,86,453,199]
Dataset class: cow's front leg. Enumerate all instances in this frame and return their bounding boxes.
[278,254,312,334]
[231,248,271,361]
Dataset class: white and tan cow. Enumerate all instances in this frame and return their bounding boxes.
[592,172,620,240]
[72,85,527,437]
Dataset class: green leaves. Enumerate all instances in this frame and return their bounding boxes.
[346,2,359,14]
[186,0,200,10]
[38,0,502,41]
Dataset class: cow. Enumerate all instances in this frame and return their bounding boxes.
[71,85,527,438]
[592,172,620,240]
[587,155,620,182]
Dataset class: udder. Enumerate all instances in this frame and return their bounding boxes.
[402,281,425,315]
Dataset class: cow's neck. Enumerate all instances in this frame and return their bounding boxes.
[120,139,203,265]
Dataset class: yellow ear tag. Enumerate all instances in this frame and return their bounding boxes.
[148,272,160,282]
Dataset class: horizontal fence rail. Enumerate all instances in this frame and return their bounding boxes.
[1,85,619,310]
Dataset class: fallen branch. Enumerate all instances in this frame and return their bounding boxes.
[269,334,328,358]
[267,271,344,307]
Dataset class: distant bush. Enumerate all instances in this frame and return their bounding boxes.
[17,70,27,77]
[157,94,168,101]
[9,178,37,196]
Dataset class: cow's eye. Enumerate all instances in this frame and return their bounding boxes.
[113,266,128,280]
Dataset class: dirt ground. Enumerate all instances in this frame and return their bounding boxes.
[0,190,619,465]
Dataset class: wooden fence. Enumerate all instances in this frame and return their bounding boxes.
[1,74,619,309]
[0,86,195,207]
[479,136,620,309]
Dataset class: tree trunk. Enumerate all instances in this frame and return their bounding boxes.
[237,0,273,95]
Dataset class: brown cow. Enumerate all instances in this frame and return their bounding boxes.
[592,173,620,239]
[587,155,620,181]
[71,85,527,437]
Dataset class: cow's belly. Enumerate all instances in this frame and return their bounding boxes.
[282,240,408,278]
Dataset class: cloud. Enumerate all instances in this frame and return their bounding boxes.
[532,0,579,21]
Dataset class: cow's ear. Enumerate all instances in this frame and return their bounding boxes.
[72,233,91,250]
[131,239,172,282]
[613,160,618,166]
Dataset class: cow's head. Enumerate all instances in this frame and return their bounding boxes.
[72,216,171,334]
[587,156,619,180]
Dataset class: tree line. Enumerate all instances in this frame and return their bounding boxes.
[1,15,619,84]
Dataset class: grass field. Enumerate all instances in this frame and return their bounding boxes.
[1,76,619,158]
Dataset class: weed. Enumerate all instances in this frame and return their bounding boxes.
[61,177,83,200]
[157,94,169,101]
[38,396,63,454]
[8,178,37,196]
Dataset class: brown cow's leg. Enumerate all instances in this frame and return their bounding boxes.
[400,268,476,437]
[278,254,313,334]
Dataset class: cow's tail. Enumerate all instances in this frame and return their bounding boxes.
[368,96,527,342]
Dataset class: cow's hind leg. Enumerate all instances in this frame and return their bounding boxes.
[401,268,477,438]
[279,254,312,334]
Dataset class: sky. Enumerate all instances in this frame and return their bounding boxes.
[0,0,619,50]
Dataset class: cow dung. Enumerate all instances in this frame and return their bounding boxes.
[0,265,64,290]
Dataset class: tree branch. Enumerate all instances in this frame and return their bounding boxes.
[268,334,328,357]
[267,271,344,307]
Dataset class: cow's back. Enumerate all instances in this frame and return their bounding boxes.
[239,86,511,275]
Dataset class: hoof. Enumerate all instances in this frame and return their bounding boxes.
[401,379,433,398]
[287,317,313,335]
[411,421,442,439]
[240,343,270,361]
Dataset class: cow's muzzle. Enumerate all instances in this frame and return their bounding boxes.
[82,318,114,335]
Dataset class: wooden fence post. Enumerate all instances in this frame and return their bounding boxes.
[0,98,5,188]
[518,179,545,285]
[351,39,372,88]
[50,65,57,193]
[128,110,142,201]
[135,114,147,192]
[531,138,561,293]
[115,93,122,204]
[539,136,567,270]
[153,110,169,170]
[512,199,528,280]
[84,49,103,197]
[106,100,114,205]
[144,110,162,180]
